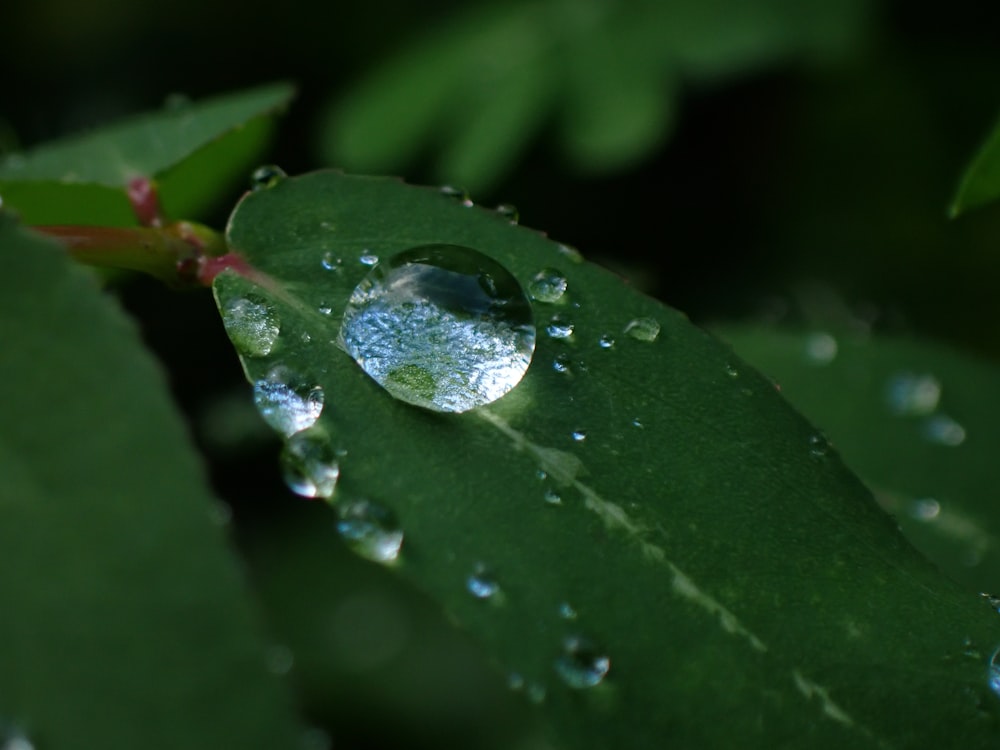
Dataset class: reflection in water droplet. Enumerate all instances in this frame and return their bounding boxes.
[529,269,568,304]
[553,356,571,374]
[543,488,562,505]
[631,417,644,429]
[359,252,379,266]
[909,497,941,521]
[558,602,578,620]
[555,635,610,689]
[221,295,280,357]
[318,303,333,315]
[598,334,615,349]
[281,429,340,499]
[467,564,501,600]
[253,367,324,437]
[804,332,838,365]
[340,245,535,413]
[495,203,519,223]
[808,432,830,458]
[546,316,574,339]
[336,499,403,563]
[321,252,343,272]
[886,372,941,416]
[922,414,967,446]
[250,164,287,191]
[571,430,587,442]
[624,317,660,342]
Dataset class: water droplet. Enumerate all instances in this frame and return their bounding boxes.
[281,429,340,499]
[321,251,343,272]
[556,243,584,264]
[543,488,562,505]
[220,294,280,357]
[340,244,535,413]
[555,635,610,689]
[552,355,572,374]
[253,367,324,437]
[546,315,574,339]
[885,372,941,416]
[571,430,587,442]
[266,644,295,675]
[923,414,966,446]
[467,564,501,600]
[909,497,940,521]
[981,593,1000,613]
[318,303,333,315]
[558,602,578,620]
[988,648,1000,700]
[631,417,644,429]
[495,203,519,223]
[624,317,660,342]
[250,164,287,191]
[359,252,379,266]
[440,185,473,207]
[528,269,568,303]
[336,499,403,563]
[808,432,830,458]
[725,363,739,378]
[507,672,525,691]
[598,334,615,349]
[804,332,838,365]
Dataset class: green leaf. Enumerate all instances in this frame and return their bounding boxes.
[0,83,294,224]
[951,110,1000,217]
[717,325,1000,593]
[0,214,301,748]
[217,170,1000,748]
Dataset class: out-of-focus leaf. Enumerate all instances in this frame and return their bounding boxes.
[0,83,293,224]
[0,214,301,748]
[952,110,1000,217]
[718,324,1000,593]
[213,170,1000,749]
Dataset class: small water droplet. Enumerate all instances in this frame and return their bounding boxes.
[808,432,830,458]
[318,303,333,315]
[556,243,584,264]
[598,334,615,349]
[536,469,548,480]
[336,499,403,563]
[558,602,578,620]
[571,430,587,442]
[804,332,838,365]
[963,637,983,660]
[439,185,473,207]
[543,488,563,505]
[253,367,324,437]
[624,317,660,342]
[885,372,941,416]
[250,164,287,191]
[546,315,574,339]
[555,635,610,689]
[981,593,1000,613]
[507,672,525,691]
[321,251,343,272]
[922,414,966,446]
[281,428,340,499]
[467,564,501,600]
[340,244,535,412]
[528,268,569,304]
[909,497,940,521]
[552,355,572,374]
[495,203,519,223]
[220,294,280,357]
[359,252,379,266]
[725,363,739,378]
[631,417,644,429]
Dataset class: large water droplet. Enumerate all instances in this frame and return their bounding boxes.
[340,244,535,413]
[624,317,660,342]
[220,294,280,357]
[885,372,941,416]
[253,367,324,436]
[250,164,287,191]
[336,499,403,563]
[528,269,568,303]
[281,428,340,499]
[467,564,501,600]
[555,635,610,689]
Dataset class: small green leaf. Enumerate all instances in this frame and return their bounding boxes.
[0,83,294,223]
[718,325,1000,593]
[217,171,1000,748]
[0,214,301,748]
[951,111,1000,217]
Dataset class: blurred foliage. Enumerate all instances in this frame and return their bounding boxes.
[952,110,1000,217]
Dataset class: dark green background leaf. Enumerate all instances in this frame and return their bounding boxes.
[216,170,1000,749]
[0,214,301,748]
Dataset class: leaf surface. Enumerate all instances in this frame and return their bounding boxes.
[0,214,300,748]
[952,110,1000,216]
[218,171,1000,749]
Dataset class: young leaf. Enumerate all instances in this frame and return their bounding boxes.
[0,83,294,224]
[951,110,1000,217]
[0,215,301,748]
[216,171,1000,749]
[717,325,1000,593]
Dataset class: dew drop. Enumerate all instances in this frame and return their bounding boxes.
[922,414,967,446]
[359,252,379,266]
[556,243,584,264]
[507,672,525,691]
[495,203,519,223]
[250,164,287,191]
[526,683,547,704]
[543,488,563,505]
[555,635,610,689]
[571,430,587,442]
[552,355,572,374]
[981,593,1000,614]
[220,294,280,357]
[558,602,578,620]
[909,497,941,521]
[631,417,644,429]
[321,252,343,272]
[598,334,615,349]
[546,316,575,339]
[440,185,473,207]
[336,499,403,563]
[624,317,660,342]
[807,432,830,458]
[467,564,501,600]
[318,303,333,316]
[885,372,941,416]
[528,269,568,303]
[340,244,535,412]
[725,363,739,378]
[281,428,340,499]
[253,367,324,437]
[804,332,838,365]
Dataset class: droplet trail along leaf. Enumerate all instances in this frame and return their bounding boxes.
[217,171,1000,749]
